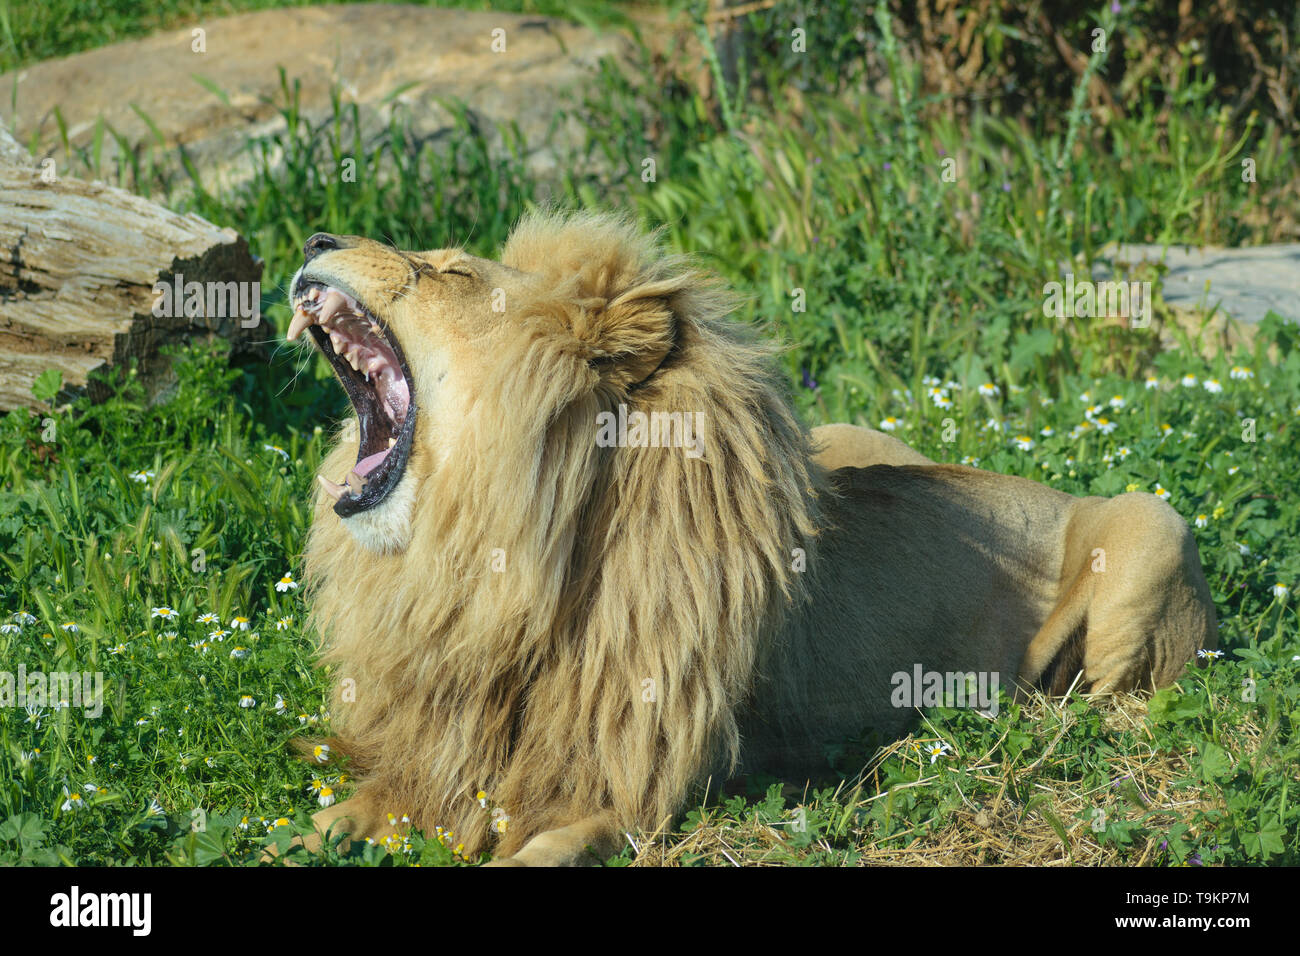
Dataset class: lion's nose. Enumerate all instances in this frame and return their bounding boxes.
[304,233,339,262]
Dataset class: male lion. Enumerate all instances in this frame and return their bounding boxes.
[286,209,1216,866]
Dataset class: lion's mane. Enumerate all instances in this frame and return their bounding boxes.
[304,210,821,856]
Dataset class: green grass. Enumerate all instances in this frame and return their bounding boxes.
[1,1,1298,865]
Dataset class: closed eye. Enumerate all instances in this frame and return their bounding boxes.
[441,266,476,279]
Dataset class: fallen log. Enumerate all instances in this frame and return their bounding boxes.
[0,121,263,412]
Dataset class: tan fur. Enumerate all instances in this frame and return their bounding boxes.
[294,209,1217,865]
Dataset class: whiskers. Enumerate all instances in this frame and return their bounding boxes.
[261,274,322,399]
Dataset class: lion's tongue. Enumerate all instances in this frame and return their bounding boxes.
[340,449,390,497]
[352,449,390,479]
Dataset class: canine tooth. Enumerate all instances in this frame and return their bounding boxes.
[318,290,346,324]
[287,308,314,341]
[316,475,346,501]
[388,437,396,448]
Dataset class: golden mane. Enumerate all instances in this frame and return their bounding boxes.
[303,209,821,856]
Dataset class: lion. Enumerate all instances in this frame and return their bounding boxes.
[285,208,1217,866]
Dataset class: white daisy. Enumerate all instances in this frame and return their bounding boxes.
[922,741,952,764]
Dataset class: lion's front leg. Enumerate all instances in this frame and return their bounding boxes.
[260,793,398,863]
[484,811,624,867]
[305,792,408,854]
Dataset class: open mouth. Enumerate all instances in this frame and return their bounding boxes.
[287,281,416,517]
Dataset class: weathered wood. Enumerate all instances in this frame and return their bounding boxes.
[0,121,263,411]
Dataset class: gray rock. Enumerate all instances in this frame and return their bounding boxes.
[0,4,632,196]
[1091,242,1300,325]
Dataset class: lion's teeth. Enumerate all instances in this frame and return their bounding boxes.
[318,290,347,325]
[307,287,320,301]
[316,475,346,501]
[345,471,367,496]
[387,437,396,448]
[287,308,314,341]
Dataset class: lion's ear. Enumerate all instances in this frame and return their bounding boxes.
[576,278,684,388]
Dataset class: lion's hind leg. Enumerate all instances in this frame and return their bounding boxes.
[1024,493,1217,697]
[1018,571,1091,697]
[1081,494,1218,692]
